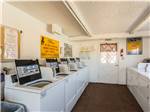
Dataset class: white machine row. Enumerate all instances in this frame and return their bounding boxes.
[5,66,89,112]
[127,68,150,112]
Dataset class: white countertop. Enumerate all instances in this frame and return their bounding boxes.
[5,68,86,94]
[130,67,150,80]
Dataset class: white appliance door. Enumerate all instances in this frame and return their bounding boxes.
[98,43,119,84]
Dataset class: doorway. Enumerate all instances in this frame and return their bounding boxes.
[98,43,119,84]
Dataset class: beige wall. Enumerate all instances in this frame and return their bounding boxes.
[3,3,72,59]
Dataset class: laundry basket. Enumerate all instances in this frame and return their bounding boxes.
[1,101,27,112]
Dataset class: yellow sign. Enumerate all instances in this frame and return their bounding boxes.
[41,36,59,58]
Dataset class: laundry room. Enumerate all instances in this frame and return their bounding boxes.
[0,1,150,112]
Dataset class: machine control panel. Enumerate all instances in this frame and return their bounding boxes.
[46,59,59,73]
[15,59,42,85]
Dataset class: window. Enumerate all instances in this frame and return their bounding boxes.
[100,43,117,64]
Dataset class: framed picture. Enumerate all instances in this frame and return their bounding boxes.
[64,43,72,57]
[127,37,142,55]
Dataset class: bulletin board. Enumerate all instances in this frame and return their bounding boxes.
[0,25,20,60]
[41,36,59,58]
[127,37,142,55]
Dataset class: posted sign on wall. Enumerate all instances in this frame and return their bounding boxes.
[127,37,142,55]
[41,36,59,58]
[0,25,20,60]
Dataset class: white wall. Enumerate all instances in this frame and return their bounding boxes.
[3,3,72,59]
[0,2,2,24]
[1,3,73,73]
[2,3,150,83]
[148,37,150,58]
[149,38,150,57]
[73,37,149,84]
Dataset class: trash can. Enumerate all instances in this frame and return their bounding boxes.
[1,101,27,112]
[1,73,27,112]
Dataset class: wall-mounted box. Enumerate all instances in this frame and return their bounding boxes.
[47,24,63,35]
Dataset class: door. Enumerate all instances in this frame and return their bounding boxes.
[98,43,119,84]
